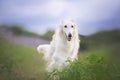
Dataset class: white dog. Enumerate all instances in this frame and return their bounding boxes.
[37,20,80,72]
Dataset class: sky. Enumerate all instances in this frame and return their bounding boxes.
[0,0,120,35]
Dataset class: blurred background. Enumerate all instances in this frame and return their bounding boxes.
[0,0,120,80]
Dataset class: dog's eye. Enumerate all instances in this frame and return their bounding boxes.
[71,25,74,28]
[64,25,67,28]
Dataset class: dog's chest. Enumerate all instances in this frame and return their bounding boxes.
[59,42,74,55]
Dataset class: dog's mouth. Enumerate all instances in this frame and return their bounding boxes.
[67,37,72,41]
[65,33,72,41]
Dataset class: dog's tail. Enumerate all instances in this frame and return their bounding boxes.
[37,45,45,53]
[37,44,51,61]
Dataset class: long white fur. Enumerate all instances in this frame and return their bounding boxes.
[37,20,80,72]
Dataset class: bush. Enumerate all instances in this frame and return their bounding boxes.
[9,26,41,37]
[40,30,54,40]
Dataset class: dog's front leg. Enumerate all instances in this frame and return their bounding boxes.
[71,42,79,60]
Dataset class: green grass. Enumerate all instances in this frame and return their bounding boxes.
[0,39,46,80]
[48,50,120,80]
[0,39,120,80]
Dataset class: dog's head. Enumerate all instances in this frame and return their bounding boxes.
[59,20,78,42]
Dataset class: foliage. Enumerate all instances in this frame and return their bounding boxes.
[40,30,54,40]
[0,39,120,80]
[9,26,42,37]
[80,29,120,51]
[87,29,120,46]
[47,50,120,80]
[0,25,41,37]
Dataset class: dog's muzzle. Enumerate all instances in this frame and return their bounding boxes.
[66,33,72,41]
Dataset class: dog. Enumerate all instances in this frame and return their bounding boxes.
[37,20,80,72]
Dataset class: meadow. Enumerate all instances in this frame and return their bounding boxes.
[0,39,46,80]
[50,50,120,80]
[0,26,120,80]
[1,39,120,80]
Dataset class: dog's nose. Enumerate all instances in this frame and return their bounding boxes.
[68,33,72,37]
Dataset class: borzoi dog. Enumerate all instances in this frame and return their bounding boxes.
[37,20,80,72]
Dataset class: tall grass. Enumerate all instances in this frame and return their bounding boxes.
[0,39,120,80]
[0,39,46,80]
[47,50,120,80]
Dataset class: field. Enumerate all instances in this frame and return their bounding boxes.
[0,26,120,80]
[0,39,120,80]
[52,50,120,80]
[0,39,46,80]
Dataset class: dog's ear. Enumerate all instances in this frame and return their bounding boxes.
[58,23,67,41]
[58,24,64,38]
[73,24,79,39]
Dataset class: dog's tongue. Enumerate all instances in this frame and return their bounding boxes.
[67,37,71,41]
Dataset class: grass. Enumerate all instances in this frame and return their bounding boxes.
[0,39,120,80]
[47,50,120,80]
[0,39,46,80]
